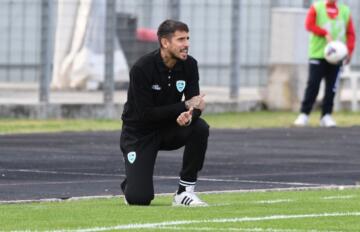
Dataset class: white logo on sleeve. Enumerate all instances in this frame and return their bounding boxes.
[127,151,136,164]
[151,84,161,90]
[176,80,186,92]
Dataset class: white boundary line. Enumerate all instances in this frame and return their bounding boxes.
[252,199,294,204]
[152,226,339,232]
[322,195,356,200]
[198,177,319,186]
[0,168,125,178]
[26,212,360,232]
[1,185,359,205]
[0,179,118,187]
[0,169,322,189]
[2,168,359,186]
[0,178,319,187]
[1,169,317,186]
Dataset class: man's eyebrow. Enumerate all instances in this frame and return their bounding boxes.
[177,36,189,39]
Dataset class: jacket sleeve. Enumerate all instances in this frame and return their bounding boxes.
[184,58,202,120]
[130,66,187,123]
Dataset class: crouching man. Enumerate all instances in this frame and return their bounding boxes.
[120,19,209,206]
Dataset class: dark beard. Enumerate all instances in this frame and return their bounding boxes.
[169,50,180,61]
[169,49,187,61]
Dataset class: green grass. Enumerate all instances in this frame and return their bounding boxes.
[0,188,360,231]
[0,119,121,134]
[204,111,360,128]
[0,111,359,134]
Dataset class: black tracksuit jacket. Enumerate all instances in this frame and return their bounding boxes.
[121,49,201,131]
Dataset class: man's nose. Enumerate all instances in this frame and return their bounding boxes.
[184,39,189,47]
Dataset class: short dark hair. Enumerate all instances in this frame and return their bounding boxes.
[157,19,189,46]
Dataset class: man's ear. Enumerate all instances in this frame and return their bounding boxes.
[160,37,170,48]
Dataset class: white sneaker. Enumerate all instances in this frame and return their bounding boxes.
[172,186,208,207]
[294,113,309,127]
[123,196,128,205]
[320,114,336,127]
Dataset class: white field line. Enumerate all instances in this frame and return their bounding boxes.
[3,168,360,179]
[1,185,360,205]
[209,199,293,206]
[0,179,119,187]
[253,199,294,204]
[0,168,124,177]
[217,170,360,178]
[196,185,360,194]
[0,178,317,188]
[20,212,360,232]
[322,195,356,200]
[209,203,233,207]
[198,177,319,186]
[153,226,340,232]
[1,168,320,187]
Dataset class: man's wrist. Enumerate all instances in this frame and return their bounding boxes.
[185,100,190,109]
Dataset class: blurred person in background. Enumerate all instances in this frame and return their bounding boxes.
[294,0,355,127]
[120,19,209,206]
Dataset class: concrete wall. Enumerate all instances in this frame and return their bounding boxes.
[266,8,309,110]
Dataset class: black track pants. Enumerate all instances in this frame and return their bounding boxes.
[120,118,209,205]
[300,59,341,116]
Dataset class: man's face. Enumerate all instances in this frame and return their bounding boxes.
[162,30,189,60]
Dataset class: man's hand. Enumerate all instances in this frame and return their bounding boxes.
[344,54,352,65]
[177,107,193,126]
[325,33,333,43]
[185,93,206,111]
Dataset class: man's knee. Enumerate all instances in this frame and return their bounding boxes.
[193,118,210,138]
[122,178,154,205]
[124,190,153,206]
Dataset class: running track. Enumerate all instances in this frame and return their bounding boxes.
[0,127,359,201]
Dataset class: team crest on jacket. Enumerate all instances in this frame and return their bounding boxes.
[127,151,136,164]
[176,80,186,92]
